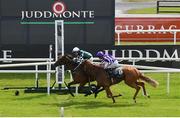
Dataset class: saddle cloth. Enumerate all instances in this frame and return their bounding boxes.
[108,67,124,79]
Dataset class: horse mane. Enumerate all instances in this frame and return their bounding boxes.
[65,54,74,59]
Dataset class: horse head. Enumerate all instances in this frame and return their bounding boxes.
[54,54,74,68]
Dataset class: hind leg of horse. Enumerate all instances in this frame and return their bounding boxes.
[125,81,141,103]
[104,87,116,103]
[136,81,150,98]
[78,82,88,94]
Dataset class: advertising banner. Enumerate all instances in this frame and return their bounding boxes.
[115,15,180,45]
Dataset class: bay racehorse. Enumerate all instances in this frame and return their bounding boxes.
[54,54,96,96]
[80,60,159,103]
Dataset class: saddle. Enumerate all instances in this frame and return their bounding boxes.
[106,67,124,80]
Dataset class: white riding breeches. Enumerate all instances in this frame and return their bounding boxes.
[102,60,119,69]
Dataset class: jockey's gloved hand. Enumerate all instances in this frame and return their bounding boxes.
[73,58,78,62]
[77,57,84,63]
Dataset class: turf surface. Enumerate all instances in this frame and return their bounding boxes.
[0,73,180,117]
[128,7,180,14]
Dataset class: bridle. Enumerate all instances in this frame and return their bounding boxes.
[65,55,83,72]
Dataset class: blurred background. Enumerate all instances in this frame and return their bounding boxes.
[115,0,180,16]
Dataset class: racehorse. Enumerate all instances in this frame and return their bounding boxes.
[54,54,96,96]
[80,60,159,103]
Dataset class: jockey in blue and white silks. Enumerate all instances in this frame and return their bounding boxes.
[96,51,119,69]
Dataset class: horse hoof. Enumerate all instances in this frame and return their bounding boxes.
[147,95,150,98]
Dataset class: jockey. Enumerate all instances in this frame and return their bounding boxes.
[72,47,93,63]
[96,51,123,79]
[96,51,119,69]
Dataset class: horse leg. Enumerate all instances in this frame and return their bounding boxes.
[136,81,150,98]
[67,81,78,87]
[78,82,89,94]
[104,87,116,103]
[84,84,102,97]
[112,94,122,98]
[65,81,79,97]
[125,81,141,103]
[94,86,104,98]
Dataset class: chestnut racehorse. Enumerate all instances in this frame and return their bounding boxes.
[54,54,96,96]
[80,60,159,103]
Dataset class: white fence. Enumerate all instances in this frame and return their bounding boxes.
[115,29,180,45]
[0,56,180,94]
[94,57,180,66]
[0,20,65,95]
[0,44,55,95]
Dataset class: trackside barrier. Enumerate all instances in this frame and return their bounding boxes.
[115,29,180,45]
[0,58,53,62]
[0,62,55,68]
[94,57,180,67]
[0,59,180,94]
[157,1,180,14]
[0,61,55,95]
[0,20,65,94]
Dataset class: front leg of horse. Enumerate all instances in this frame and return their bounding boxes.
[112,94,122,98]
[65,81,78,97]
[77,82,92,96]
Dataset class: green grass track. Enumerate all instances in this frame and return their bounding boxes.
[0,73,180,117]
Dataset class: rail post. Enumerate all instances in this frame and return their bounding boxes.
[157,1,159,14]
[35,65,39,88]
[46,45,53,95]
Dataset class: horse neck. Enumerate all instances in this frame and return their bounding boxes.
[67,61,79,71]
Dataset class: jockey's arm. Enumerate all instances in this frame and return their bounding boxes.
[100,61,109,69]
[73,56,83,63]
[104,62,109,69]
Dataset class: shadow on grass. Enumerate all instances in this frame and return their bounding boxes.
[40,99,146,109]
[12,94,46,100]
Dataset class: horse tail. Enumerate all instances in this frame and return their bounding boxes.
[139,74,159,88]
